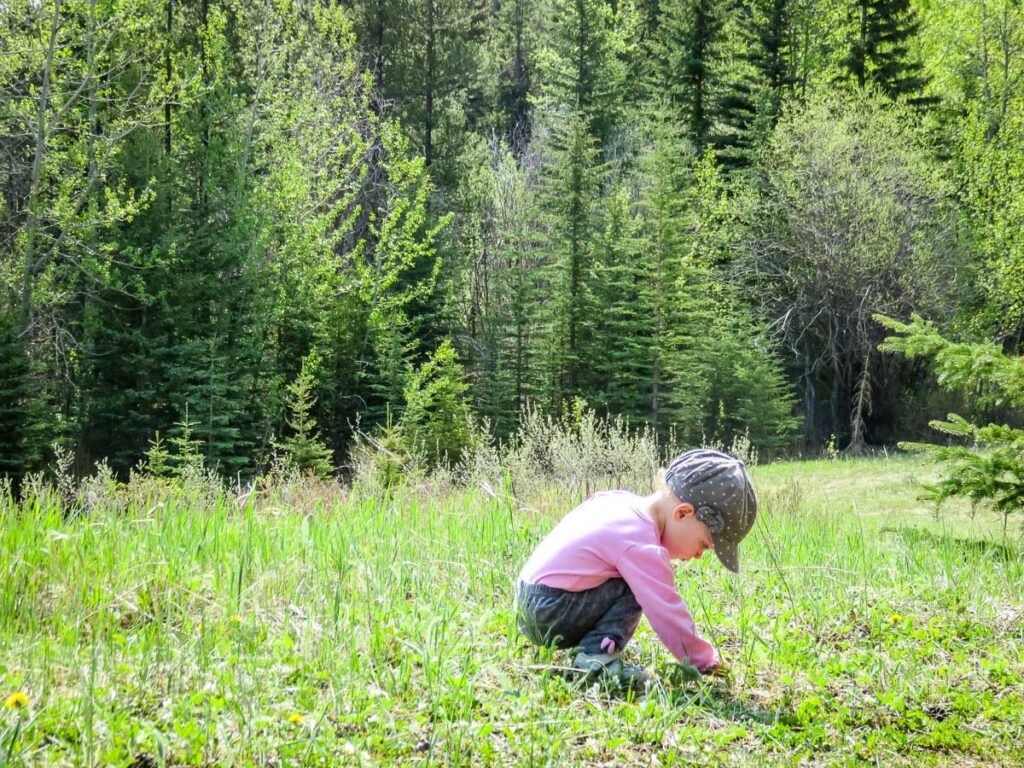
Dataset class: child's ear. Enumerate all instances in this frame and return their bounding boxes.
[673,502,696,520]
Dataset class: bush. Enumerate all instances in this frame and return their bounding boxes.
[500,400,660,500]
[347,413,423,493]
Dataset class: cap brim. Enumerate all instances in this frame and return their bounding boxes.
[714,539,740,573]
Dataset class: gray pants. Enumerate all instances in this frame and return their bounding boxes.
[516,579,642,654]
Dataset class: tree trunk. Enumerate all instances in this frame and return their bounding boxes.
[425,0,435,167]
[21,0,62,325]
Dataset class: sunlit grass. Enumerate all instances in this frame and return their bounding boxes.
[1,454,1022,766]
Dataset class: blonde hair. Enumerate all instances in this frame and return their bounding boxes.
[654,467,679,499]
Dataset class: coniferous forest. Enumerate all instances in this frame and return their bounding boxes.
[2,0,1023,480]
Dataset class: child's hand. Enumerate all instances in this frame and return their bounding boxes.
[703,659,733,686]
[706,661,729,678]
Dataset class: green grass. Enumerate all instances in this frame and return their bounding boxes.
[1,454,1023,766]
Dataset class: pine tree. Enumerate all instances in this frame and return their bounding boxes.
[0,312,42,480]
[143,431,173,478]
[590,184,652,422]
[274,355,334,478]
[541,0,627,150]
[402,338,477,466]
[535,111,606,408]
[841,0,934,108]
[168,404,205,477]
[654,0,729,151]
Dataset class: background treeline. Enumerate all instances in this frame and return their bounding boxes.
[2,0,1023,480]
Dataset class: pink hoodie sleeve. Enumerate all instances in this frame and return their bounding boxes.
[615,544,718,671]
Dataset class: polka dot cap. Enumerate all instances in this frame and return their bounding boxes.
[664,448,758,573]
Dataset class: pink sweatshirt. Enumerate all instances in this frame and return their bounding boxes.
[518,490,718,670]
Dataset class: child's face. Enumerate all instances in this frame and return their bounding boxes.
[663,504,715,562]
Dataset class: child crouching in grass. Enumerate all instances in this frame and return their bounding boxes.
[516,448,757,688]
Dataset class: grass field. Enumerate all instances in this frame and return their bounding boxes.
[2,454,1022,766]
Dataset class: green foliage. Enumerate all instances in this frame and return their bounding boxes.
[590,183,650,420]
[172,337,249,476]
[747,90,961,447]
[168,405,205,478]
[539,0,627,149]
[274,355,334,478]
[533,109,606,407]
[402,338,477,467]
[143,432,172,479]
[355,124,451,424]
[840,0,933,107]
[0,312,42,479]
[349,409,416,491]
[957,100,1024,339]
[2,457,1022,764]
[653,0,728,150]
[878,315,1024,410]
[878,313,1024,525]
[0,0,1012,471]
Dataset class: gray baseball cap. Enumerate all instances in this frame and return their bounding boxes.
[664,448,758,573]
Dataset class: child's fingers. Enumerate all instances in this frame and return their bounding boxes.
[706,661,731,678]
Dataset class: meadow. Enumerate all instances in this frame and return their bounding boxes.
[1,454,1022,767]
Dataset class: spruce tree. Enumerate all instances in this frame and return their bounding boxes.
[634,105,703,436]
[0,312,41,480]
[143,431,173,478]
[169,336,249,476]
[274,355,334,478]
[653,0,729,151]
[714,0,799,168]
[879,314,1024,533]
[168,404,205,478]
[747,0,798,118]
[353,126,449,427]
[590,184,651,422]
[462,145,535,435]
[541,0,627,150]
[492,0,538,156]
[535,111,606,408]
[402,338,477,467]
[841,0,934,108]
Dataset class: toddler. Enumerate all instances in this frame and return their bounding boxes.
[516,448,757,686]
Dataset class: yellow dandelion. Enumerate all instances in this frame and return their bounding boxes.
[287,713,304,724]
[4,691,29,710]
[887,613,905,623]
[230,614,243,623]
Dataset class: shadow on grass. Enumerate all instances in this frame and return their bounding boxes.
[557,670,796,726]
[883,525,1019,562]
[526,656,794,725]
[666,682,796,726]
